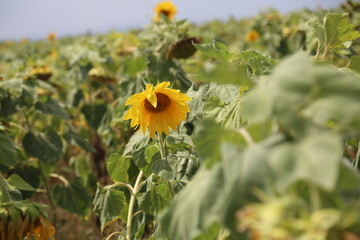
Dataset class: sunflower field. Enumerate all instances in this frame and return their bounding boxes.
[2,1,360,239]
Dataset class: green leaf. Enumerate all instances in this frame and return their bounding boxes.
[193,62,250,86]
[0,132,17,167]
[7,174,35,191]
[63,129,95,152]
[106,153,130,183]
[235,50,276,76]
[186,84,210,122]
[35,97,69,119]
[345,55,360,74]
[81,103,108,130]
[269,133,342,191]
[145,145,160,164]
[0,78,23,97]
[23,131,62,165]
[0,175,22,202]
[151,158,173,180]
[193,40,235,62]
[93,185,127,231]
[194,119,242,168]
[123,132,150,156]
[158,165,224,240]
[324,13,360,48]
[52,179,92,216]
[138,182,172,215]
[221,96,245,129]
[123,57,147,76]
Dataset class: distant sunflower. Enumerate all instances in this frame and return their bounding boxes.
[154,1,177,21]
[246,30,259,43]
[124,82,191,138]
[47,32,56,41]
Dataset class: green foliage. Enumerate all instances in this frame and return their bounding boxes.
[52,179,92,216]
[23,131,62,165]
[93,185,127,231]
[107,153,130,183]
[1,3,360,240]
[0,132,17,167]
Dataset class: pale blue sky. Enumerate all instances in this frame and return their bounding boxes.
[0,0,343,40]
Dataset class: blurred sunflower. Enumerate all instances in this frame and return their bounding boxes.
[246,30,259,43]
[20,38,29,44]
[123,82,191,138]
[154,1,177,21]
[47,32,56,41]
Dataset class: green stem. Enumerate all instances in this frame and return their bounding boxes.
[38,161,57,222]
[158,134,167,160]
[237,128,254,146]
[313,39,321,60]
[321,45,330,61]
[126,170,144,240]
[309,183,320,211]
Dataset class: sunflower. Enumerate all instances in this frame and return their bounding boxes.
[246,30,259,43]
[154,1,177,21]
[123,82,191,138]
[47,32,56,41]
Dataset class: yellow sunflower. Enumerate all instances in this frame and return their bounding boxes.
[124,82,191,138]
[154,1,177,21]
[246,30,259,43]
[47,32,56,41]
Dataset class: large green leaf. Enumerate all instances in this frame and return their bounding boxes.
[324,13,360,48]
[194,119,242,168]
[63,129,95,152]
[81,103,108,130]
[242,52,360,135]
[192,62,250,86]
[345,55,360,74]
[7,174,35,191]
[186,84,210,122]
[93,185,127,231]
[193,40,235,62]
[106,153,130,183]
[269,133,343,191]
[0,132,17,167]
[52,179,92,216]
[158,165,224,240]
[123,57,147,76]
[35,97,70,119]
[138,182,172,215]
[23,131,62,165]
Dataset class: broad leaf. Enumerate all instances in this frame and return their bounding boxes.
[107,153,130,183]
[93,185,127,231]
[269,133,342,191]
[35,97,70,119]
[23,131,62,165]
[52,179,92,216]
[193,40,235,62]
[324,13,360,48]
[7,174,35,191]
[0,132,17,167]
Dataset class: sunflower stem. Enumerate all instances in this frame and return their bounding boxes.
[158,134,167,160]
[126,170,144,240]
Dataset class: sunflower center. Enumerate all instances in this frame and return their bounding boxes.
[160,10,170,17]
[144,92,171,113]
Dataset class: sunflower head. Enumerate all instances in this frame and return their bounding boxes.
[123,82,191,138]
[154,1,177,21]
[246,30,259,43]
[47,32,56,41]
